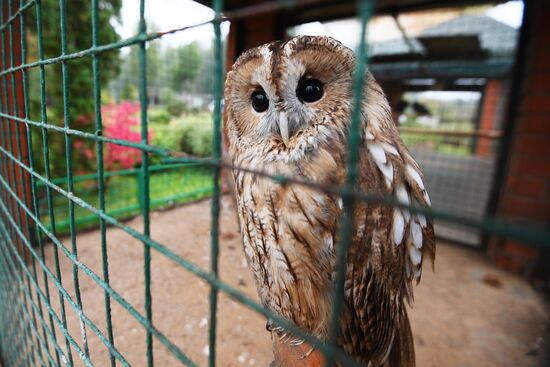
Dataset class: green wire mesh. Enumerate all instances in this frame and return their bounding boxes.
[0,0,549,367]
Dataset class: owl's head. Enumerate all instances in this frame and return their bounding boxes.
[225,36,377,163]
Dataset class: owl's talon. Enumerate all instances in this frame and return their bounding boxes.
[289,338,305,347]
[297,347,315,360]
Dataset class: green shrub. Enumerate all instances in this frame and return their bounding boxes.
[150,123,185,151]
[148,108,171,125]
[166,99,187,117]
[160,87,189,117]
[173,112,213,157]
[150,111,213,157]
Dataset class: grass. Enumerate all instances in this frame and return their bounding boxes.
[399,121,476,156]
[400,132,473,156]
[36,164,213,235]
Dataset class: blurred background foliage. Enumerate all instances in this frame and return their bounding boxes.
[25,0,122,178]
[24,10,215,179]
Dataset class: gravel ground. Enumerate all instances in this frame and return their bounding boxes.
[38,196,548,367]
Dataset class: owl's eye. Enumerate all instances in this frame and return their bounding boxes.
[251,90,269,112]
[297,79,323,103]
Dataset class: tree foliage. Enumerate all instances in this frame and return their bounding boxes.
[111,31,203,107]
[26,0,122,177]
[167,41,201,93]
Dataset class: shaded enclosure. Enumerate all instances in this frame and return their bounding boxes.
[0,0,549,366]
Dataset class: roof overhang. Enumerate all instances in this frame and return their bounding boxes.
[370,58,513,80]
[195,0,507,25]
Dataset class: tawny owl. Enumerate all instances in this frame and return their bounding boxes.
[224,35,435,366]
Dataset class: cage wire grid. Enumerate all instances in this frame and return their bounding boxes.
[0,0,548,366]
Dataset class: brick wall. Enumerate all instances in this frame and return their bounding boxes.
[476,79,501,157]
[491,0,550,278]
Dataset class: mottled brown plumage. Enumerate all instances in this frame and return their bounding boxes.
[224,35,435,366]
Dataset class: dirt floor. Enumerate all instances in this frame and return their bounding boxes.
[38,196,548,367]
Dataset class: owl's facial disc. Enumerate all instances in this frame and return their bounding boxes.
[226,35,357,157]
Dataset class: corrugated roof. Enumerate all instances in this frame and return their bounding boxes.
[369,14,518,59]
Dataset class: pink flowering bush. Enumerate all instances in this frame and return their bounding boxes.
[103,102,153,170]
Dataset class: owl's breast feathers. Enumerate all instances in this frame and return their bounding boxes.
[232,142,343,337]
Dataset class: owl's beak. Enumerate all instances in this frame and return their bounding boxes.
[279,111,290,146]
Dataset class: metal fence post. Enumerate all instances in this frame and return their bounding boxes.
[138,167,145,213]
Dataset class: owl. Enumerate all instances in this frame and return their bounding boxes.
[224,36,435,366]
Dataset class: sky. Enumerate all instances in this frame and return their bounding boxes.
[115,0,524,49]
[113,0,229,48]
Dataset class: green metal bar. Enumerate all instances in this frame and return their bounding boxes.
[3,137,550,250]
[40,186,213,234]
[137,1,153,365]
[0,112,174,156]
[33,163,205,187]
[0,0,34,32]
[0,181,131,366]
[0,192,27,367]
[19,0,56,360]
[1,2,34,364]
[0,169,196,366]
[58,0,91,360]
[0,0,326,79]
[0,24,214,78]
[0,267,55,367]
[7,0,47,364]
[0,204,94,367]
[20,16,59,367]
[8,90,541,238]
[0,7,17,367]
[0,231,69,367]
[0,0,17,237]
[209,0,223,365]
[0,234,58,367]
[34,0,74,363]
[90,0,116,364]
[0,144,360,367]
[0,5,21,357]
[16,27,63,361]
[325,1,374,365]
[8,5,41,366]
[0,247,17,366]
[0,238,33,367]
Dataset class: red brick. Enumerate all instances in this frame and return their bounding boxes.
[502,241,540,259]
[493,253,529,274]
[541,0,550,12]
[522,94,550,114]
[517,156,550,178]
[517,115,550,134]
[494,253,510,269]
[514,135,550,157]
[533,50,550,72]
[508,257,528,274]
[502,195,550,221]
[476,80,501,156]
[507,175,547,198]
[526,72,550,94]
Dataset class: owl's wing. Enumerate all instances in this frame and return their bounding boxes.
[339,85,435,363]
[357,79,435,294]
